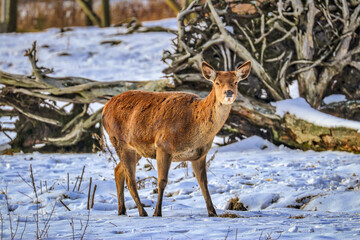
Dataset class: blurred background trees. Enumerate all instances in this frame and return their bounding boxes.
[0,0,184,32]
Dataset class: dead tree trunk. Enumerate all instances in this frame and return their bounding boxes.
[101,0,110,27]
[84,0,93,26]
[0,0,17,33]
[76,0,101,26]
[165,0,181,14]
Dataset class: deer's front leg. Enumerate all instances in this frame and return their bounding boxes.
[154,148,171,217]
[192,155,217,217]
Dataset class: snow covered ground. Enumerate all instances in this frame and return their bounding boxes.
[1,18,360,239]
[1,137,360,239]
[0,18,177,81]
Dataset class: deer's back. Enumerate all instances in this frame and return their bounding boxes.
[102,90,204,157]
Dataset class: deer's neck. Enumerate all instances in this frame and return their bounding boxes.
[198,88,232,137]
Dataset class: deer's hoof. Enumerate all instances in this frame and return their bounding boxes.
[153,212,162,217]
[118,207,127,216]
[208,211,217,217]
[139,210,148,217]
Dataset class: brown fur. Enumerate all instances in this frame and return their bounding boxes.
[102,61,251,217]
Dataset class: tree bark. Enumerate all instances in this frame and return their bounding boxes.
[101,0,110,27]
[165,0,181,14]
[1,0,17,32]
[75,0,101,27]
[84,0,93,26]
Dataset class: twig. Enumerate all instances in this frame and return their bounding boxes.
[206,150,218,169]
[78,166,86,191]
[0,212,3,240]
[1,131,13,141]
[13,216,20,240]
[59,200,71,211]
[30,164,38,199]
[145,159,155,170]
[87,177,92,210]
[67,173,69,191]
[91,184,97,209]
[80,210,91,240]
[39,203,56,239]
[17,173,33,190]
[103,135,117,165]
[4,190,14,240]
[30,164,40,239]
[224,226,231,240]
[40,180,43,194]
[69,218,75,240]
[19,217,27,240]
[73,176,79,192]
[109,222,117,227]
[34,210,39,239]
[17,191,33,201]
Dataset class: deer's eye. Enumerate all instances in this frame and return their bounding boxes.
[215,82,220,85]
[234,82,238,85]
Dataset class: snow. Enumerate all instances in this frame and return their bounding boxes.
[0,18,177,81]
[323,94,347,105]
[272,98,360,131]
[1,137,360,239]
[288,80,300,98]
[1,18,360,239]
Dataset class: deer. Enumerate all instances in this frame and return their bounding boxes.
[102,60,252,217]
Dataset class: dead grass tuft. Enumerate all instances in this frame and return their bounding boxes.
[218,212,244,218]
[227,197,247,211]
[289,215,305,219]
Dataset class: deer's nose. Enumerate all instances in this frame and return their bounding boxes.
[225,90,234,97]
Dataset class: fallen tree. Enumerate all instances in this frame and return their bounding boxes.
[0,42,170,153]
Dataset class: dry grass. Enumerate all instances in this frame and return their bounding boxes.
[218,212,244,218]
[17,0,176,32]
[289,215,305,219]
[227,197,247,211]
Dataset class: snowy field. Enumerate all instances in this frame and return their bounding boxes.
[1,137,360,239]
[1,18,360,239]
[0,18,177,81]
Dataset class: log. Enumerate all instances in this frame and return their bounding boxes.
[101,0,111,27]
[0,41,171,153]
[230,96,360,153]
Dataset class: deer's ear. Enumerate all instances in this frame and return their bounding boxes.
[201,61,217,82]
[236,60,252,81]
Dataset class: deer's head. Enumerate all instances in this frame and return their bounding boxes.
[201,61,252,105]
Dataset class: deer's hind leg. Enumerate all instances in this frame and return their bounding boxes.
[113,138,127,215]
[120,147,148,217]
[114,161,126,215]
